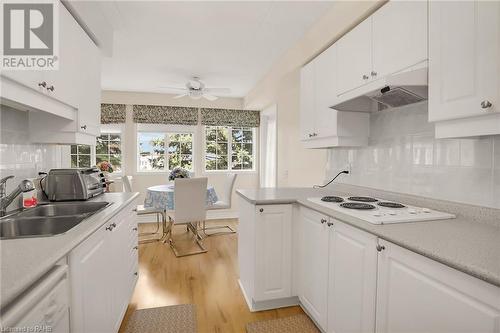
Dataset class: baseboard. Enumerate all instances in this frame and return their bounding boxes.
[299,302,326,333]
[238,280,299,312]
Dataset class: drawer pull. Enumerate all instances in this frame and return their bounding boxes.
[46,85,55,92]
[134,272,138,276]
[320,218,327,224]
[132,227,138,231]
[376,244,386,252]
[38,81,47,88]
[133,246,138,250]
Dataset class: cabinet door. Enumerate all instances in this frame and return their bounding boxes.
[0,71,44,92]
[376,240,500,333]
[372,1,428,78]
[337,18,372,95]
[69,223,113,333]
[43,4,79,108]
[314,45,338,139]
[254,204,293,301]
[429,1,499,122]
[298,207,329,330]
[327,220,377,333]
[76,29,101,136]
[300,62,316,140]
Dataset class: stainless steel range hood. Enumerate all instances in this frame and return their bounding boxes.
[332,65,428,112]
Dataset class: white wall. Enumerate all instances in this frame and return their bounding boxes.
[244,1,384,187]
[326,104,500,209]
[101,90,259,217]
[0,106,65,210]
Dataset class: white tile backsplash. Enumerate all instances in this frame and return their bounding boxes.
[0,105,64,209]
[326,103,500,209]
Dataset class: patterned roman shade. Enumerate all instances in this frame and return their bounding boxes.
[200,108,260,127]
[101,104,126,124]
[133,105,198,125]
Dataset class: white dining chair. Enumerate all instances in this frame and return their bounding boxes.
[203,173,237,236]
[167,177,208,257]
[122,175,167,243]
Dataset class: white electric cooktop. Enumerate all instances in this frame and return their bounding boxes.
[307,196,455,225]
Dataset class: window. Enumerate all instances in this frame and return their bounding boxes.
[205,126,255,171]
[96,134,122,173]
[137,132,193,172]
[70,145,91,168]
[70,133,122,171]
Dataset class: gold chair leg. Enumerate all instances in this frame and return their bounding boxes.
[139,212,167,244]
[200,220,236,237]
[167,220,208,257]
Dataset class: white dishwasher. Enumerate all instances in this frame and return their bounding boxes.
[1,265,70,332]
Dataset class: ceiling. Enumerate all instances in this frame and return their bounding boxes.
[89,1,333,97]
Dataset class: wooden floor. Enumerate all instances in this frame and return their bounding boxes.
[119,220,303,333]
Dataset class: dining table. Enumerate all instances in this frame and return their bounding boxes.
[143,183,219,211]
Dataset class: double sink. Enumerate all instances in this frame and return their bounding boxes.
[0,201,111,240]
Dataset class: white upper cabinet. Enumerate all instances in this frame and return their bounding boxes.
[376,240,500,333]
[300,44,369,149]
[372,1,428,79]
[336,1,428,96]
[336,19,372,95]
[429,0,500,138]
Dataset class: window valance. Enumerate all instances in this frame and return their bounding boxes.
[200,108,260,127]
[133,105,198,125]
[101,104,126,124]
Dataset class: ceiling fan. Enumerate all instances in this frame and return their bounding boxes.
[159,77,231,101]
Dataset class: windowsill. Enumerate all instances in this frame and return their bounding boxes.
[203,170,257,175]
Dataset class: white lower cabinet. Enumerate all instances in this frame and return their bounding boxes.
[298,207,329,330]
[69,200,138,333]
[237,198,294,311]
[327,219,378,333]
[376,239,500,333]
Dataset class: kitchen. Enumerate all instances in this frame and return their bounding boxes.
[1,1,500,333]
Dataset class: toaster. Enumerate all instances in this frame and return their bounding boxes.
[46,168,106,201]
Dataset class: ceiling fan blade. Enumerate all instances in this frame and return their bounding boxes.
[203,94,218,101]
[157,86,187,91]
[204,87,231,94]
[173,93,188,99]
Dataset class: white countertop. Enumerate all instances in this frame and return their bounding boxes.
[0,192,139,309]
[236,187,500,288]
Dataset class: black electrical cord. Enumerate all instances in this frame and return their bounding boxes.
[313,170,349,188]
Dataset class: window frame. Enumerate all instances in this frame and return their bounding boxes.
[135,124,196,174]
[202,125,257,174]
[95,133,123,174]
[70,144,93,168]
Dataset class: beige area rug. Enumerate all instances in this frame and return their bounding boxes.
[246,314,320,333]
[122,304,197,333]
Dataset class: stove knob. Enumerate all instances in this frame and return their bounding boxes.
[408,209,417,214]
[387,210,397,215]
[422,208,431,213]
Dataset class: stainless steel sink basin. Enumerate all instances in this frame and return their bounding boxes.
[17,202,110,218]
[0,201,111,239]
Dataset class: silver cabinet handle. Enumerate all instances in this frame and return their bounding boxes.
[46,85,54,92]
[106,225,113,231]
[481,100,493,109]
[363,74,369,80]
[134,272,138,276]
[327,222,334,227]
[259,208,264,213]
[111,223,116,228]
[321,218,327,224]
[371,71,377,77]
[308,133,313,138]
[132,227,138,231]
[376,244,386,252]
[133,246,138,250]
[38,81,47,88]
[80,125,87,130]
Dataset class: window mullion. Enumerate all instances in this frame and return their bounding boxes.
[228,127,233,171]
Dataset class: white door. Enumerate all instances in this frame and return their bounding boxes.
[376,240,500,333]
[314,44,338,139]
[298,207,329,330]
[76,23,101,136]
[372,0,428,78]
[254,204,293,301]
[69,223,113,333]
[327,220,378,333]
[336,18,372,95]
[429,0,499,122]
[300,61,316,140]
[42,4,80,109]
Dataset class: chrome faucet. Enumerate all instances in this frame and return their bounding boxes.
[0,176,35,216]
